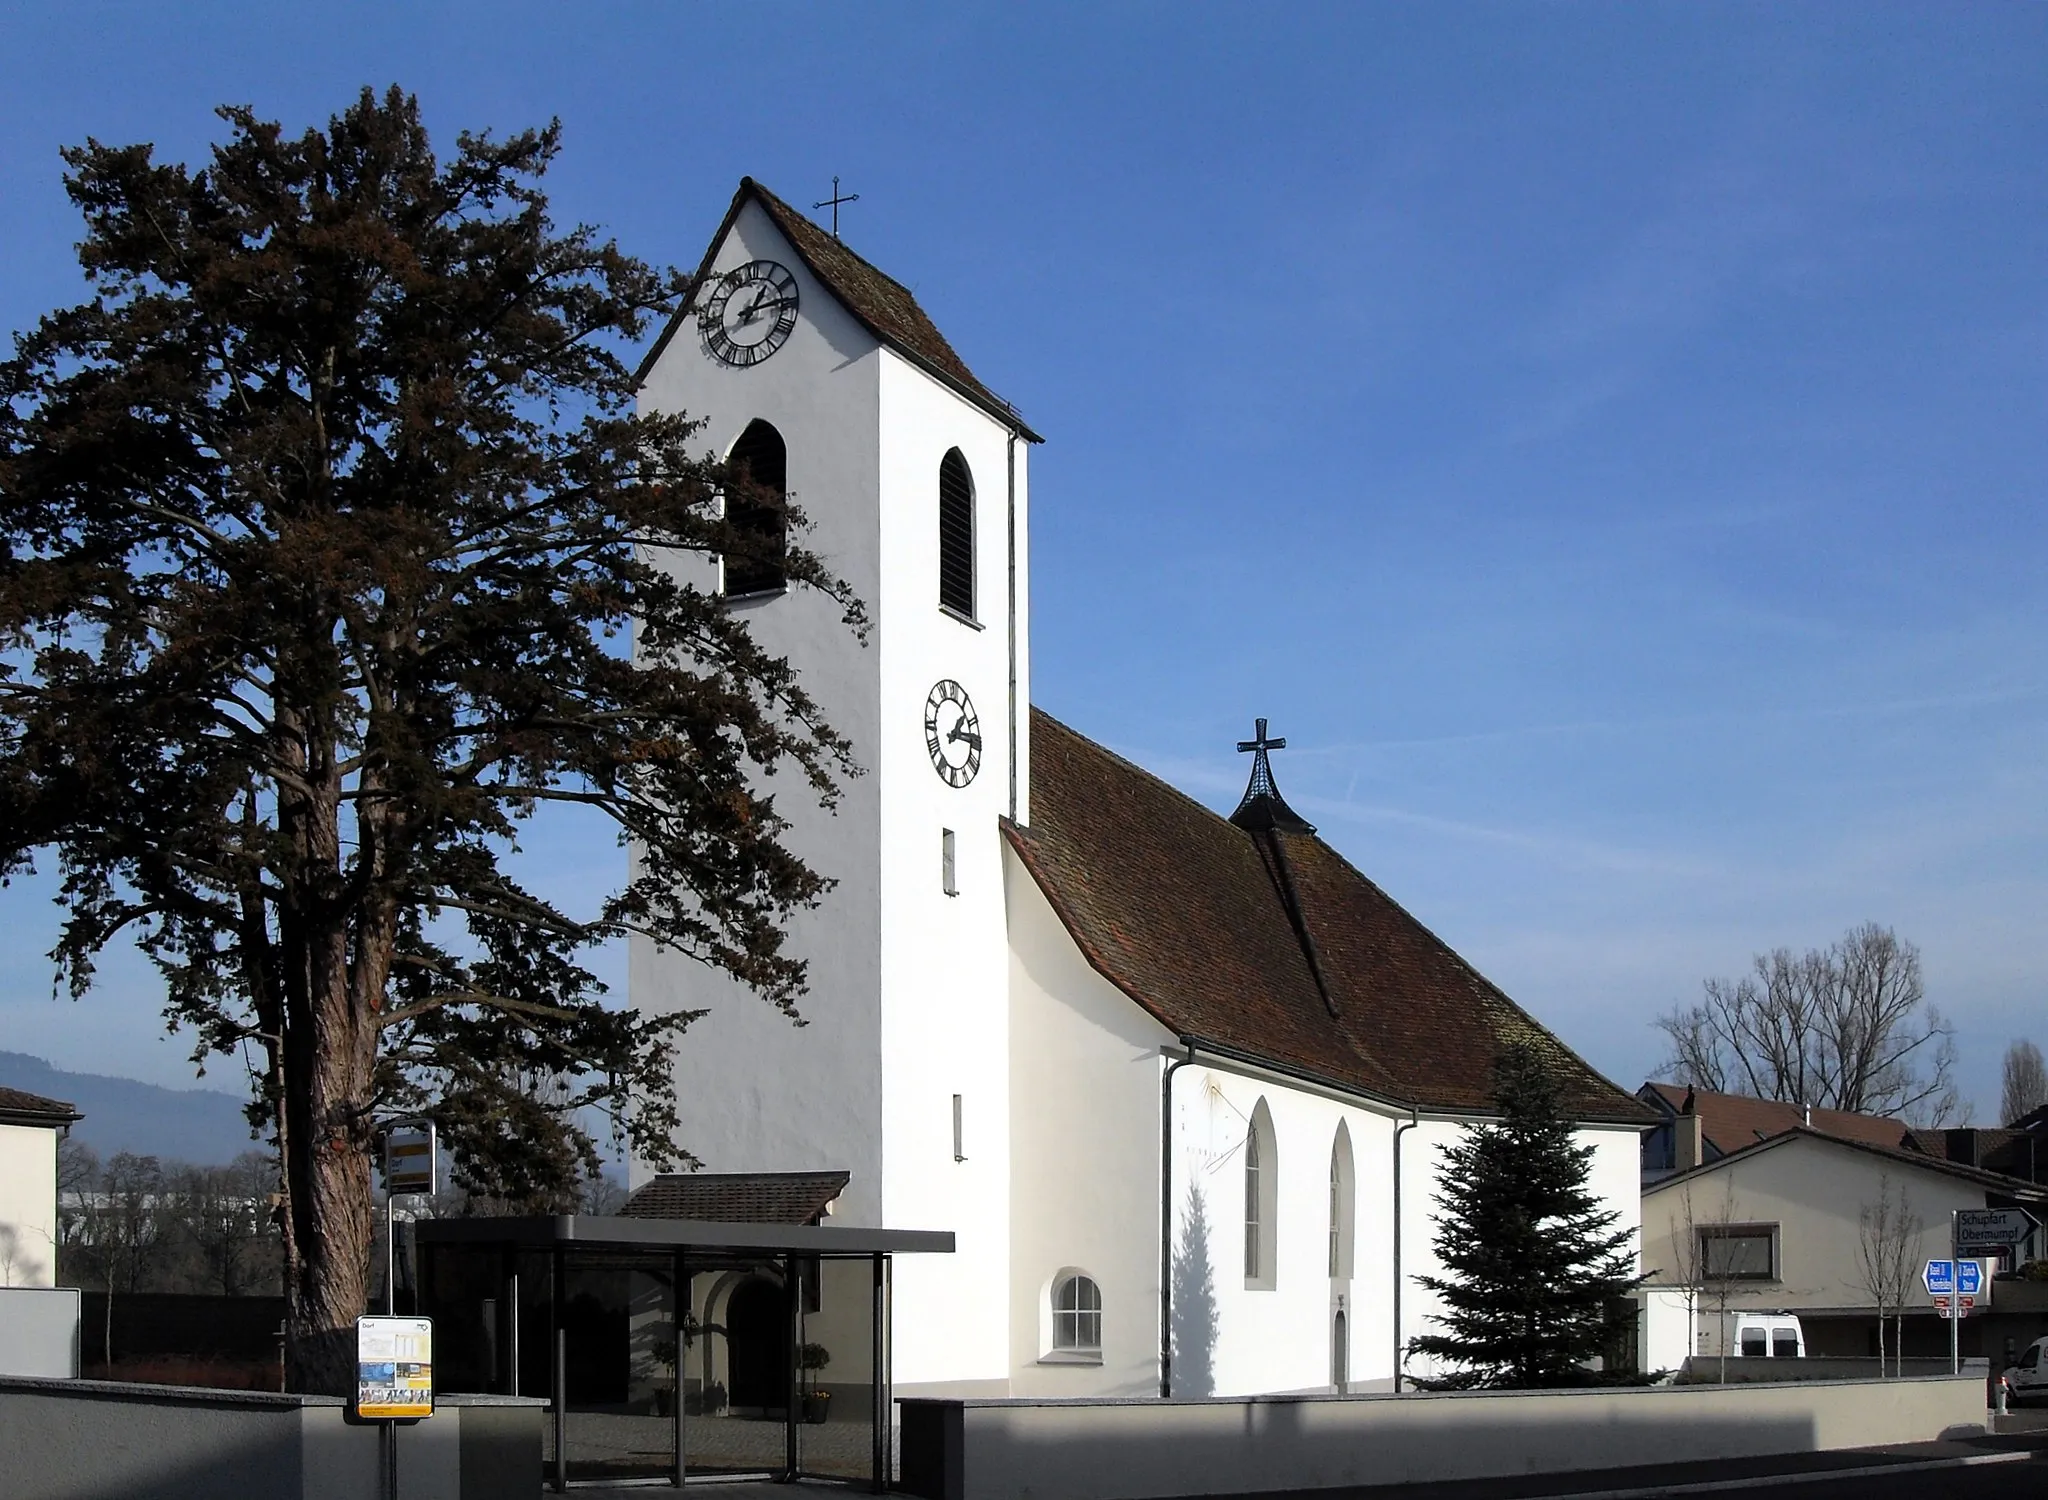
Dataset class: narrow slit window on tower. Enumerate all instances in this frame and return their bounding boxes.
[941,828,958,896]
[952,1094,965,1161]
[724,419,787,596]
[938,448,975,619]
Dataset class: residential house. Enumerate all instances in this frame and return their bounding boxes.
[0,1085,81,1288]
[1640,1126,2048,1365]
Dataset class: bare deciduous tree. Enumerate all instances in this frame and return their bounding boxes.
[1674,1177,1747,1383]
[2002,1041,2048,1127]
[1657,924,1957,1125]
[1852,1173,1922,1377]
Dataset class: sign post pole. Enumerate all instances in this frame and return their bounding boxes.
[374,1124,436,1500]
[1949,1213,1959,1376]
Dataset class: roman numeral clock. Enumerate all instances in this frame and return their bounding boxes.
[924,679,982,788]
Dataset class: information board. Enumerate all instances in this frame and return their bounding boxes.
[355,1315,433,1420]
[383,1124,436,1197]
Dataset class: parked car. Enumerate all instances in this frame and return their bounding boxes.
[2008,1336,2048,1407]
[1731,1315,1805,1359]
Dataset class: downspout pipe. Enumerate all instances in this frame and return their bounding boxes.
[1392,1108,1419,1393]
[1159,1038,1198,1398]
[1005,431,1019,825]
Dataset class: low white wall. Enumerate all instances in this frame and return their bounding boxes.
[900,1373,1987,1500]
[0,1378,541,1500]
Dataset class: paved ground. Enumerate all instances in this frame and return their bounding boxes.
[555,1425,2048,1500]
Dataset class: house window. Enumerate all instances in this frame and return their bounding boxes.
[1244,1098,1277,1288]
[1051,1273,1101,1354]
[1699,1224,1777,1281]
[942,828,957,896]
[938,448,975,619]
[1329,1121,1355,1279]
[724,419,786,596]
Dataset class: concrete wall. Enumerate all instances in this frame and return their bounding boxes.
[0,1120,61,1287]
[897,1373,1988,1500]
[0,1286,80,1377]
[0,1378,540,1500]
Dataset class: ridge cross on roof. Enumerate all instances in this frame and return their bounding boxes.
[813,175,860,240]
[1230,718,1316,834]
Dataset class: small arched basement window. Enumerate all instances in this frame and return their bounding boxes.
[724,419,787,597]
[1245,1098,1277,1289]
[1051,1273,1102,1353]
[938,448,975,618]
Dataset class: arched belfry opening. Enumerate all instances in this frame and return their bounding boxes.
[724,419,787,597]
[938,448,975,618]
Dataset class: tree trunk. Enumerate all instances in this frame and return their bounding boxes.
[275,723,383,1395]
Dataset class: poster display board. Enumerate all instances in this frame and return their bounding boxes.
[356,1315,434,1419]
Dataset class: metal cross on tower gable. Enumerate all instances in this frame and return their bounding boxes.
[814,176,860,240]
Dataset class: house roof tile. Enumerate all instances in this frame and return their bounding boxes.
[1640,1082,1911,1154]
[622,1170,849,1226]
[1007,710,1650,1122]
[0,1084,82,1127]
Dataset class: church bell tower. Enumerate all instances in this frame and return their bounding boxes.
[631,179,1038,1393]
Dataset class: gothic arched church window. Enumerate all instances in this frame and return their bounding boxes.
[1245,1098,1277,1289]
[938,448,975,619]
[1051,1272,1102,1352]
[1329,1120,1355,1279]
[724,419,787,597]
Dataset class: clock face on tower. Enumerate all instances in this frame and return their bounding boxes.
[923,680,982,788]
[698,259,800,367]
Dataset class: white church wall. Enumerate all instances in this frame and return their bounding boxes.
[632,199,890,1217]
[1004,845,1175,1399]
[873,350,1030,1394]
[1178,1070,1406,1398]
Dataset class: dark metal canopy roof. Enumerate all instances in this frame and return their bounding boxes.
[415,1213,953,1256]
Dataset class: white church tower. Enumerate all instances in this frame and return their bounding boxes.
[632,179,1039,1394]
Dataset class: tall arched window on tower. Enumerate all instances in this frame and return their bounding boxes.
[1329,1121,1355,1279]
[724,419,787,597]
[1245,1098,1277,1289]
[938,448,975,619]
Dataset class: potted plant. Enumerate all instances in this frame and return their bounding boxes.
[797,1342,832,1424]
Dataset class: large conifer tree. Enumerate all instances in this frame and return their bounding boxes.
[0,88,860,1390]
[1409,1041,1643,1388]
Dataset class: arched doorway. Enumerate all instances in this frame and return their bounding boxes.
[724,1275,790,1415]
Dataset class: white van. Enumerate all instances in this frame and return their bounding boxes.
[1731,1315,1806,1359]
[2008,1336,2048,1406]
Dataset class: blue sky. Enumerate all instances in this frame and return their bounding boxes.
[2,4,2043,1122]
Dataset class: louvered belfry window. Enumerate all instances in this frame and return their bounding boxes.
[724,419,787,597]
[938,448,975,618]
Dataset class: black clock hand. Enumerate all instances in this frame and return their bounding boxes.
[947,724,982,751]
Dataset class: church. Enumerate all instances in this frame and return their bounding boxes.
[629,179,1650,1402]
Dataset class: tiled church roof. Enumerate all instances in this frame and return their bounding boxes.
[623,1170,849,1225]
[638,178,1040,441]
[1007,710,1650,1123]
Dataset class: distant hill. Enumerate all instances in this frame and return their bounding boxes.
[0,1051,257,1165]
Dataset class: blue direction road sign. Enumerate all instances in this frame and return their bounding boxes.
[1957,1259,1983,1295]
[1924,1259,1955,1295]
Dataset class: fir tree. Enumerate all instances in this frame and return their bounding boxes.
[1409,1040,1643,1388]
[0,88,860,1391]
